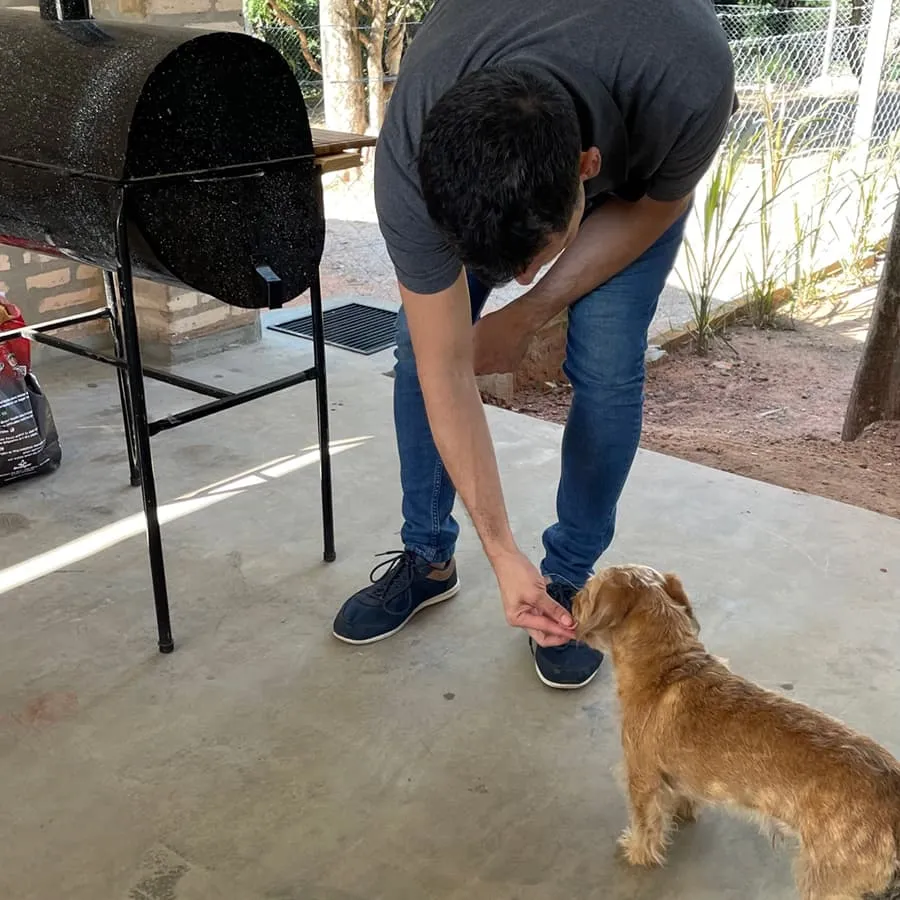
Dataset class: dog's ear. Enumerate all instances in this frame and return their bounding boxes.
[663,573,690,610]
[663,573,700,633]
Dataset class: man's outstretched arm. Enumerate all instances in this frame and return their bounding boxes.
[400,269,576,647]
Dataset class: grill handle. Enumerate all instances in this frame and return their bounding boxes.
[256,265,285,310]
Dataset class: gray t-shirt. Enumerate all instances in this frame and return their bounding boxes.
[374,0,737,296]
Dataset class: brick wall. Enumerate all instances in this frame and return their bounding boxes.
[92,0,243,26]
[1,0,259,364]
[135,284,261,363]
[0,250,109,347]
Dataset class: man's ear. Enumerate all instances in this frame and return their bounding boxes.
[579,147,601,182]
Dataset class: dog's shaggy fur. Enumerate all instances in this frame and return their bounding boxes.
[572,565,900,900]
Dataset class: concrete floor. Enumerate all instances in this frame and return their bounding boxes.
[1,330,899,900]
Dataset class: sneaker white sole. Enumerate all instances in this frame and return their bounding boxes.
[533,656,602,691]
[331,581,461,646]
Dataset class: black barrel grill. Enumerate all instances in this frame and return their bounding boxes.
[0,1,340,653]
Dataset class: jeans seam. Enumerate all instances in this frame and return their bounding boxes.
[430,456,446,557]
[406,545,453,564]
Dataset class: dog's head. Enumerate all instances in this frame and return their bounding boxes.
[572,565,700,652]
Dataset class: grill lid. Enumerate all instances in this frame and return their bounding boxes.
[0,10,324,309]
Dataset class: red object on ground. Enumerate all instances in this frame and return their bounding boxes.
[0,298,31,373]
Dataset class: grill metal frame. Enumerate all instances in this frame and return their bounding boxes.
[0,3,375,655]
[0,168,334,657]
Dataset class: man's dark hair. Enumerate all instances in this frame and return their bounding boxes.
[417,66,583,288]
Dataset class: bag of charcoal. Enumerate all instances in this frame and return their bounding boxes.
[0,294,62,486]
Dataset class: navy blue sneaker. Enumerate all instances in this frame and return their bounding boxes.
[530,582,604,689]
[332,550,459,645]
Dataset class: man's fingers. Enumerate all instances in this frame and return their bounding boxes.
[534,591,575,628]
[526,628,572,648]
[516,611,574,641]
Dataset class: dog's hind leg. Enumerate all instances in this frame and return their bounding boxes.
[618,771,676,868]
[795,851,872,900]
[798,828,897,900]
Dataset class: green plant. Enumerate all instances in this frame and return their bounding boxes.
[845,166,881,284]
[743,86,819,328]
[789,150,846,310]
[843,140,900,285]
[677,131,760,355]
[757,50,800,85]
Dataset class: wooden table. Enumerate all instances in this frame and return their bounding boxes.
[312,128,377,174]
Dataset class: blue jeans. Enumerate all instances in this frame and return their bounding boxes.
[392,212,687,588]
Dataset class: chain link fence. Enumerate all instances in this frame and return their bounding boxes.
[246,1,900,327]
[248,1,900,152]
[720,2,900,154]
[720,2,871,86]
[251,7,424,127]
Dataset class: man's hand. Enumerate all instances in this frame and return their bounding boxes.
[401,274,573,645]
[472,302,536,376]
[492,550,576,647]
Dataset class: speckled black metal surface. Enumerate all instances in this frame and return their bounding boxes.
[0,10,324,308]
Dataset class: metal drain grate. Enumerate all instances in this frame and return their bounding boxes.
[268,302,398,355]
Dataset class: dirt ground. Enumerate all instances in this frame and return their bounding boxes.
[491,284,899,519]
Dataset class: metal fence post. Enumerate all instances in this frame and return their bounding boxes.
[820,0,839,77]
[852,0,893,148]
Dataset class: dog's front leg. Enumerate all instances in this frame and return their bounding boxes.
[618,770,672,868]
[672,795,698,824]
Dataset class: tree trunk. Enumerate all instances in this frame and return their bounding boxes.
[842,193,900,441]
[385,19,406,79]
[264,0,322,76]
[769,0,794,36]
[383,12,409,103]
[364,0,389,133]
[847,0,869,80]
[319,0,367,134]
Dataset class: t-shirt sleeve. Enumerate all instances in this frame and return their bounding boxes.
[373,132,462,295]
[647,78,737,203]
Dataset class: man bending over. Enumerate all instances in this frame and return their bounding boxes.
[332,0,737,690]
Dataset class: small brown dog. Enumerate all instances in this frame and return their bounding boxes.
[572,565,900,900]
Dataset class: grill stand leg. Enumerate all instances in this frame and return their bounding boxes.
[309,269,336,563]
[103,271,140,487]
[116,207,175,653]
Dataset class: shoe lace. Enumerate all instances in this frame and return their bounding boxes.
[368,550,418,602]
[545,581,576,613]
